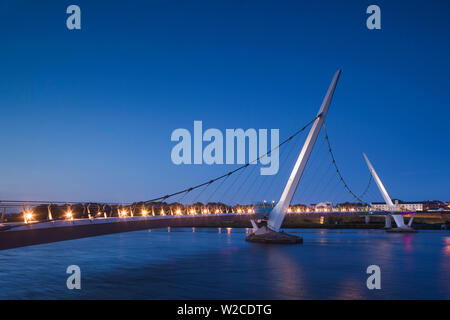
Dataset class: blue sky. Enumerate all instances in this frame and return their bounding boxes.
[0,0,449,204]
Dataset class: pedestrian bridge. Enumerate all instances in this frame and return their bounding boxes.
[0,213,264,250]
[0,210,412,251]
[0,69,424,249]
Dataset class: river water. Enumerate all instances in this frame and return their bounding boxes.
[0,228,449,299]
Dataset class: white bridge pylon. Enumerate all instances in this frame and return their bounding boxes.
[362,153,409,229]
[267,69,341,232]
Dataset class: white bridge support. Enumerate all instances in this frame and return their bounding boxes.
[363,153,413,230]
[408,212,415,227]
[267,70,341,232]
[385,214,392,229]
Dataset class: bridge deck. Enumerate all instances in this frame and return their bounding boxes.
[1,211,444,251]
[0,214,264,251]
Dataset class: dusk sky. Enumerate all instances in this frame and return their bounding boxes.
[0,0,449,204]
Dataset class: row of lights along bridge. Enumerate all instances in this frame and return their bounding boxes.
[15,201,390,224]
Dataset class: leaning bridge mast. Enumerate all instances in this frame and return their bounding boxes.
[247,69,341,243]
[267,69,342,232]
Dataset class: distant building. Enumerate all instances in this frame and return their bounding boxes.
[423,200,447,211]
[254,201,275,214]
[313,202,333,211]
[371,200,423,211]
[336,202,368,212]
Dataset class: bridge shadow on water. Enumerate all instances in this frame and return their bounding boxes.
[0,228,449,299]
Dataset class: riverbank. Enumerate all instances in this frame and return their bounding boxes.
[197,215,450,230]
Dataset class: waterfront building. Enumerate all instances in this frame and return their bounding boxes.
[371,200,423,211]
[313,202,333,212]
[336,202,369,212]
[423,200,447,210]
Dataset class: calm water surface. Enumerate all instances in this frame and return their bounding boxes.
[0,228,449,299]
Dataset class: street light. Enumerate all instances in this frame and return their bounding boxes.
[24,210,33,224]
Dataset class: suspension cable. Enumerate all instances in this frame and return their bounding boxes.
[0,115,318,208]
[358,175,373,200]
[142,115,319,204]
[323,121,371,205]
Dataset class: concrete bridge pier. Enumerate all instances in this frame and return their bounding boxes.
[365,216,370,224]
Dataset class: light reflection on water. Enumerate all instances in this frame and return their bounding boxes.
[0,228,449,299]
[444,237,450,255]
